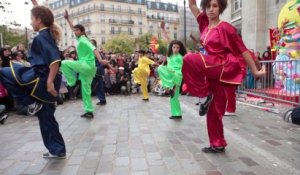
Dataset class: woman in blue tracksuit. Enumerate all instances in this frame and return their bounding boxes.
[0,5,66,159]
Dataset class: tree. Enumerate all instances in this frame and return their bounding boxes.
[103,33,134,55]
[0,25,26,47]
[135,33,152,50]
[157,39,168,55]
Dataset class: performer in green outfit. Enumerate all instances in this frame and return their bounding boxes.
[157,40,186,119]
[62,10,108,118]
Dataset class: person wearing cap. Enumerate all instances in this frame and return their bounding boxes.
[116,66,130,94]
[132,50,159,101]
[61,10,108,118]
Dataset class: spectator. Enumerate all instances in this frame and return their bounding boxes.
[0,46,11,68]
[116,67,130,95]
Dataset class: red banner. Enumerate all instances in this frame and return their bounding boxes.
[269,28,280,60]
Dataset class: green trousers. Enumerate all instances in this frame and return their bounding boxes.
[157,65,182,116]
[61,60,96,112]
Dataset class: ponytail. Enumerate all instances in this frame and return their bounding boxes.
[49,23,62,44]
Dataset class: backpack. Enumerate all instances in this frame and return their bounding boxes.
[291,107,300,125]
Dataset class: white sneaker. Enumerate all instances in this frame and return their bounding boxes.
[224,112,236,116]
[27,102,43,116]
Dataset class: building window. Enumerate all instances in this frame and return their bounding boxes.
[101,37,105,45]
[137,0,141,4]
[117,5,121,12]
[101,26,105,34]
[174,33,177,39]
[100,3,104,10]
[100,15,105,22]
[139,28,142,35]
[231,0,242,20]
[156,2,160,9]
[232,0,242,11]
[138,8,142,14]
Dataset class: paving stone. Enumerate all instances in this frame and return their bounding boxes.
[131,158,148,171]
[0,96,300,175]
[21,163,45,174]
[115,157,130,166]
[238,157,259,167]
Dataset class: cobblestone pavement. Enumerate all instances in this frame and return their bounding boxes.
[0,94,299,175]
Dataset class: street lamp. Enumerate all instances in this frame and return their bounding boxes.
[183,0,187,46]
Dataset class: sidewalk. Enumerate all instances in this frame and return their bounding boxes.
[0,95,299,175]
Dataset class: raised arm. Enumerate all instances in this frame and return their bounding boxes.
[64,10,74,29]
[160,21,170,43]
[31,0,38,6]
[189,0,200,19]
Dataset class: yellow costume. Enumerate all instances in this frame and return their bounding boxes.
[133,56,154,100]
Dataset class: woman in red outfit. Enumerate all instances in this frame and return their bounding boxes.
[183,0,266,153]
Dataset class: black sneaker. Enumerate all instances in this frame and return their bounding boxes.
[202,146,225,153]
[169,116,182,119]
[80,112,94,119]
[142,98,149,102]
[43,152,66,159]
[135,83,141,88]
[96,101,107,105]
[27,102,43,116]
[199,95,213,116]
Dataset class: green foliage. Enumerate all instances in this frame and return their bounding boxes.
[135,33,152,50]
[103,33,134,55]
[0,25,26,47]
[157,39,168,55]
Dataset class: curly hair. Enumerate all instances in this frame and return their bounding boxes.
[31,5,61,44]
[200,0,228,14]
[167,40,187,57]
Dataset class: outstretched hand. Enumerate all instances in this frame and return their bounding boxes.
[254,64,266,78]
[64,9,69,19]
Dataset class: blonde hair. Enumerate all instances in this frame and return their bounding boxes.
[31,5,61,44]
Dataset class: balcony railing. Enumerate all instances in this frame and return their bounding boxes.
[79,19,91,24]
[110,31,134,35]
[100,7,146,15]
[147,15,179,23]
[231,9,242,21]
[54,6,146,19]
[108,19,134,25]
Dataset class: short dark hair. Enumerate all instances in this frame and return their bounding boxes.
[138,49,146,55]
[200,0,228,14]
[73,24,85,32]
[91,39,97,47]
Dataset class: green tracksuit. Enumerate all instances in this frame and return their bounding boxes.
[157,54,183,117]
[61,35,96,112]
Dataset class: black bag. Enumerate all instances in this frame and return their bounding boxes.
[291,107,300,125]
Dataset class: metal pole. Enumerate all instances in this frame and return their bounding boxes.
[0,33,3,48]
[183,0,187,46]
[183,0,187,44]
[25,27,28,49]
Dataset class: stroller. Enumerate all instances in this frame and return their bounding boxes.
[0,105,8,124]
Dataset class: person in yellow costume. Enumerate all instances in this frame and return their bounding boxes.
[133,50,159,101]
[157,40,186,119]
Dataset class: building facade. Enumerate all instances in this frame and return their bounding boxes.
[221,0,288,53]
[179,6,199,41]
[48,0,180,49]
